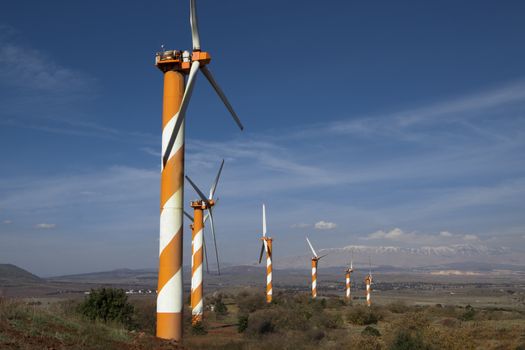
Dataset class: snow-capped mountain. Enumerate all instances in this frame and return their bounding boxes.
[278,244,523,269]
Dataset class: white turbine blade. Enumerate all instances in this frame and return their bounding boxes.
[209,159,225,200]
[162,60,200,167]
[190,0,201,51]
[184,210,194,221]
[262,204,267,237]
[350,260,353,269]
[203,212,210,223]
[318,253,329,260]
[208,208,221,275]
[185,175,209,203]
[200,65,244,130]
[306,237,318,257]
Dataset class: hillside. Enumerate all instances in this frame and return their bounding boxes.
[0,264,43,286]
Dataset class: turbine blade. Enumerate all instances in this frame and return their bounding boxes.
[318,253,328,260]
[209,159,225,200]
[306,237,318,257]
[200,65,244,130]
[185,175,209,203]
[190,0,201,51]
[262,204,267,237]
[208,208,221,275]
[258,242,265,264]
[184,210,194,221]
[162,60,200,167]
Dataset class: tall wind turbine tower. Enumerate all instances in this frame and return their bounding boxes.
[186,160,224,325]
[258,204,273,303]
[365,256,373,307]
[154,0,244,341]
[306,237,327,299]
[345,259,353,301]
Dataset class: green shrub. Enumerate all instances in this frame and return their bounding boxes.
[208,293,228,316]
[236,291,265,314]
[237,313,249,333]
[362,326,381,337]
[389,329,431,350]
[460,304,476,321]
[245,310,276,336]
[347,305,382,325]
[78,288,134,327]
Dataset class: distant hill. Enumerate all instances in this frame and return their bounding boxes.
[0,264,44,286]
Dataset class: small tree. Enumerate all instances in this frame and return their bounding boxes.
[78,288,134,327]
[237,314,249,333]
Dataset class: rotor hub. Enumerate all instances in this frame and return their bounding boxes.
[190,199,214,210]
[155,49,211,73]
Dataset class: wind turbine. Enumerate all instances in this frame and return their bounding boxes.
[258,204,273,303]
[365,255,373,307]
[345,257,354,301]
[154,0,244,341]
[306,237,327,299]
[185,159,224,325]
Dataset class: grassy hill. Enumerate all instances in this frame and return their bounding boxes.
[0,264,43,286]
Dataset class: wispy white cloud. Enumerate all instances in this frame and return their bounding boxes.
[2,219,12,224]
[0,40,92,93]
[34,223,56,230]
[314,221,337,230]
[0,27,156,144]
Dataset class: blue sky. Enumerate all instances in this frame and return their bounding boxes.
[1,0,524,276]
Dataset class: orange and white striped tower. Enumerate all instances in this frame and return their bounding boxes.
[156,63,185,341]
[365,273,373,307]
[345,261,353,301]
[258,204,273,303]
[265,238,273,303]
[190,200,205,325]
[306,237,326,299]
[311,257,319,299]
[154,0,243,341]
[186,160,223,325]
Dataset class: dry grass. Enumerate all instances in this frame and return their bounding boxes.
[1,292,524,349]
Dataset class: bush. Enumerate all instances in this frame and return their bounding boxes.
[389,329,431,350]
[346,306,382,325]
[236,291,265,314]
[311,311,343,329]
[460,304,476,321]
[362,326,381,337]
[78,288,134,327]
[208,293,228,316]
[246,310,276,336]
[237,314,249,333]
[387,301,409,314]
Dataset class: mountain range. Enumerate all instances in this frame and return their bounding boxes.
[278,244,525,269]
